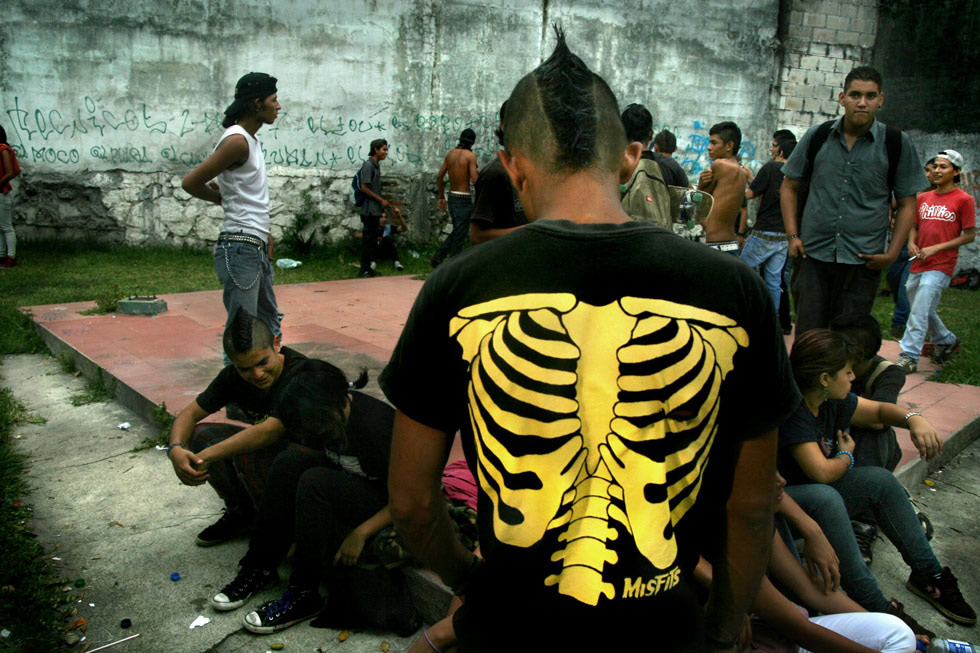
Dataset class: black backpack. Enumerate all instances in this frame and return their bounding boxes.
[796,120,903,220]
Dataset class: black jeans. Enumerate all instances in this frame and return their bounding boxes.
[239,446,387,589]
[793,257,881,337]
[360,214,381,274]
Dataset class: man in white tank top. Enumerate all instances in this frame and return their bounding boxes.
[182,72,283,362]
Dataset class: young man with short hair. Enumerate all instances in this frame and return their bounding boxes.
[358,139,396,278]
[167,309,308,546]
[620,103,670,228]
[653,129,690,188]
[469,102,528,245]
[697,121,748,253]
[431,129,479,267]
[741,139,796,308]
[780,66,927,337]
[384,30,798,651]
[896,149,976,373]
[182,72,283,344]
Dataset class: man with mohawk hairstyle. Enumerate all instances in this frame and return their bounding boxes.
[166,308,309,547]
[383,29,799,652]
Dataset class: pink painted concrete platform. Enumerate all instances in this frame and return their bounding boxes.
[25,277,980,479]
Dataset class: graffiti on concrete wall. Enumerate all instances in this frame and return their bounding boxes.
[676,120,761,180]
[3,95,498,172]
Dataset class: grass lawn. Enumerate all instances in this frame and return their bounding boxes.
[870,279,980,385]
[0,237,438,356]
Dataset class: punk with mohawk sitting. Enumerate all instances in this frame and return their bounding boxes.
[167,308,321,546]
[383,29,799,651]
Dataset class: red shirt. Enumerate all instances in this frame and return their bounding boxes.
[911,188,976,276]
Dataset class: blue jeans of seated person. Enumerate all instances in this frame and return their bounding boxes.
[899,269,956,362]
[785,483,891,613]
[740,232,788,309]
[886,247,911,330]
[435,194,473,260]
[788,469,943,612]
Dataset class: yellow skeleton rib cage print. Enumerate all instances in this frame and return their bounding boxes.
[449,293,748,607]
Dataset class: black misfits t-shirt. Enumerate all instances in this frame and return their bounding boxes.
[380,220,799,650]
[196,346,307,424]
[778,393,858,485]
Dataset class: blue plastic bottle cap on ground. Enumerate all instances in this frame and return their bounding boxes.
[120,618,132,629]
[170,572,180,581]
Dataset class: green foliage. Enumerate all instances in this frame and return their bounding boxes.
[137,402,175,450]
[57,352,76,374]
[79,284,124,315]
[0,388,67,651]
[69,374,115,406]
[280,190,330,257]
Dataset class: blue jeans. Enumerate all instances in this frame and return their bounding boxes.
[435,194,473,259]
[785,483,891,612]
[740,232,788,308]
[789,469,943,610]
[899,269,955,361]
[0,192,15,258]
[886,247,911,329]
[214,239,281,353]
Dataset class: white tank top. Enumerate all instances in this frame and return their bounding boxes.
[215,125,270,241]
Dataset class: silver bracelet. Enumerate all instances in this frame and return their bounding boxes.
[904,411,922,425]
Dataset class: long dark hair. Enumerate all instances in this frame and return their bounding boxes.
[0,125,8,145]
[276,359,368,449]
[789,329,860,393]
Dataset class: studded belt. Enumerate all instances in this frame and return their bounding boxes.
[218,232,266,248]
[751,231,788,242]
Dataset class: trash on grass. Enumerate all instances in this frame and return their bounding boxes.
[70,617,87,632]
[52,556,62,561]
[380,641,390,652]
[117,422,131,430]
[276,258,302,269]
[270,644,285,650]
[170,572,181,582]
[88,603,94,607]
[338,631,350,642]
[120,618,131,629]
[0,629,10,639]
[189,615,210,629]
[923,479,936,487]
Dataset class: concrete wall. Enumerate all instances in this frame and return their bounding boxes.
[774,0,879,140]
[1,0,780,246]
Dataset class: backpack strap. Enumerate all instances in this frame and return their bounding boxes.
[802,120,835,184]
[884,124,902,192]
[866,358,897,389]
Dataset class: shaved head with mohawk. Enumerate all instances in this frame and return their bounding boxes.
[503,28,627,178]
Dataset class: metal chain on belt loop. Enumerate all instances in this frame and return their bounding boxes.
[222,241,263,291]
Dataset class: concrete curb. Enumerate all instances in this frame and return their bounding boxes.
[32,317,171,426]
[894,408,980,488]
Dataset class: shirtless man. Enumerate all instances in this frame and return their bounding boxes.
[430,129,478,267]
[697,121,748,255]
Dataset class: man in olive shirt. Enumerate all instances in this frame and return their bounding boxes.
[780,66,927,336]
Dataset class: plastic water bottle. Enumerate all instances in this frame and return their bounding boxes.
[928,639,977,653]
